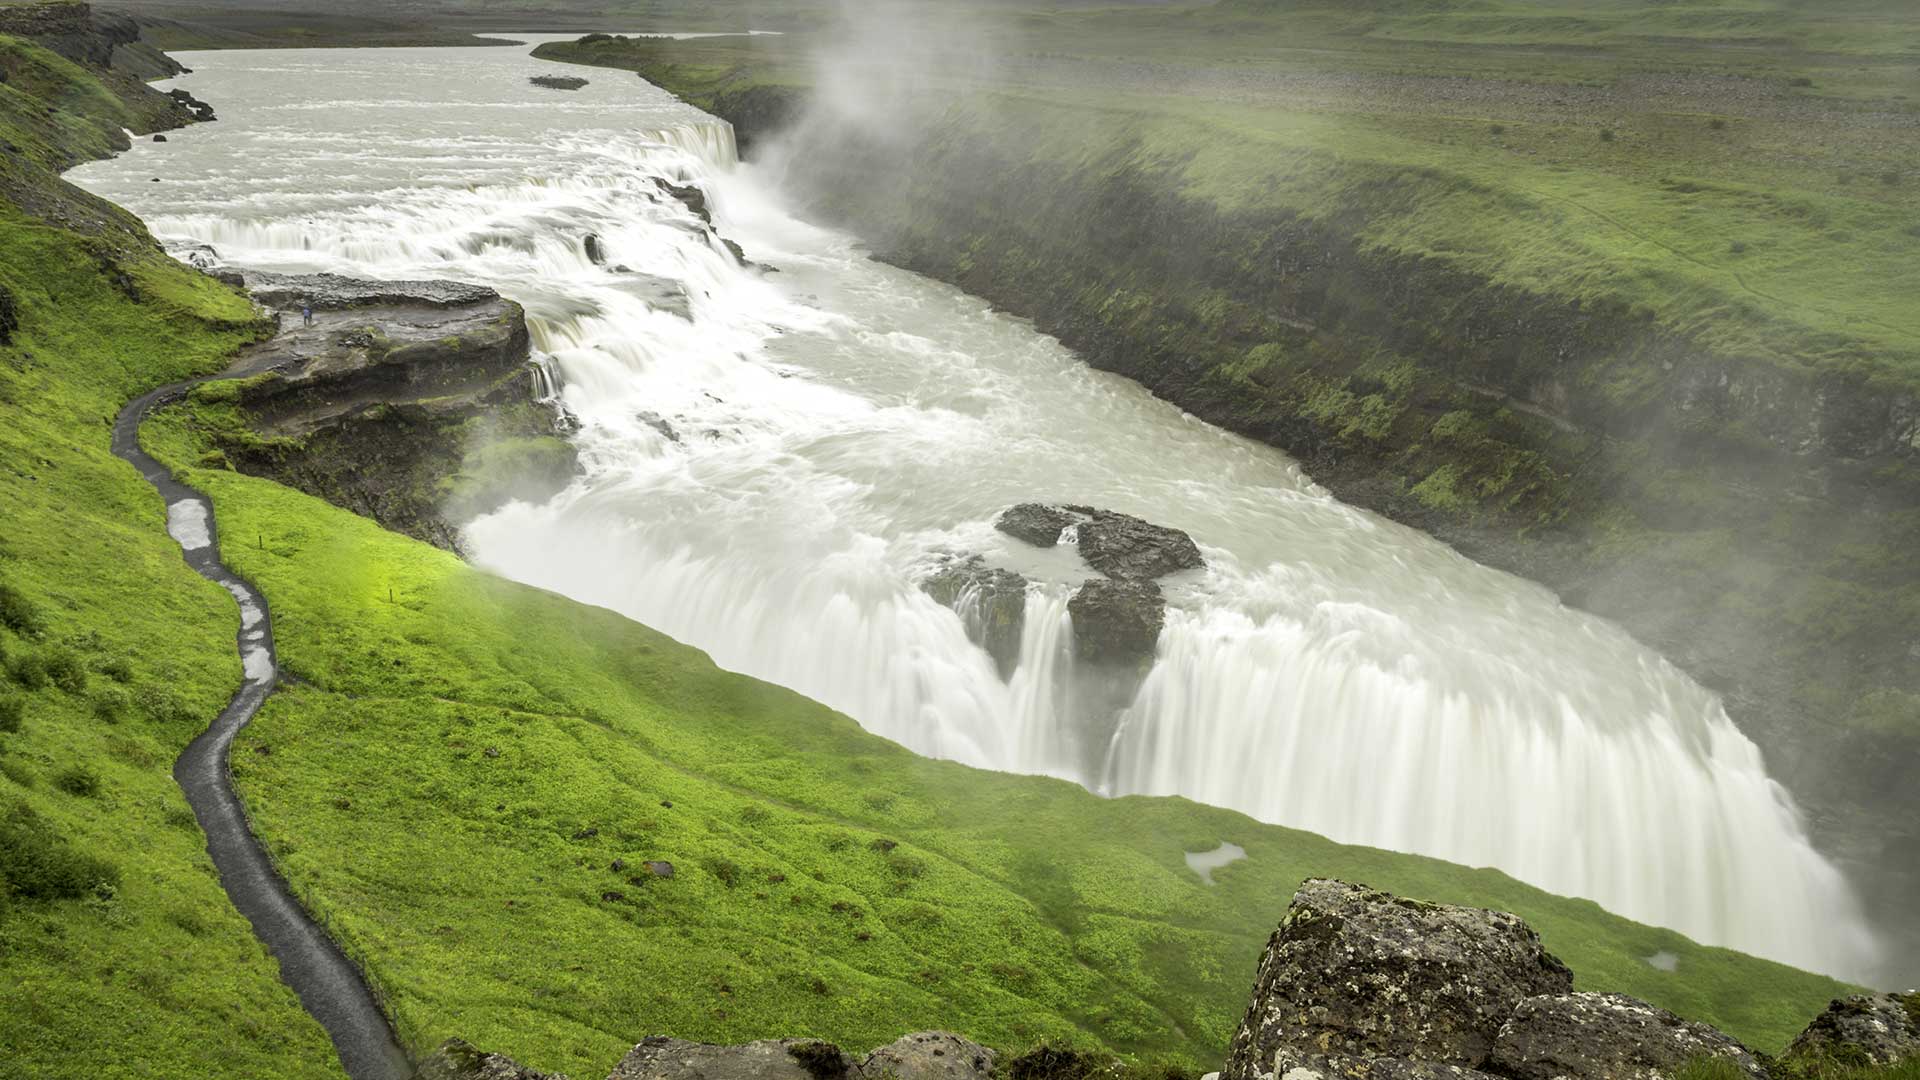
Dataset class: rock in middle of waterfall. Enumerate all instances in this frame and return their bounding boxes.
[921,555,1029,680]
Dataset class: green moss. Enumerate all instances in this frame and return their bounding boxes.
[1410,463,1473,514]
[0,800,118,901]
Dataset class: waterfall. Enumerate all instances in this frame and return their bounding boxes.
[66,40,1881,983]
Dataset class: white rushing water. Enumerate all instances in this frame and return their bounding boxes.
[70,38,1879,979]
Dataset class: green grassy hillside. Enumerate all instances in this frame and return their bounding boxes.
[0,9,1882,1077]
[135,389,1860,1077]
[0,31,344,1075]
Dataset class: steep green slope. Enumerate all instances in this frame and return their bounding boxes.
[0,32,344,1074]
[135,389,1859,1078]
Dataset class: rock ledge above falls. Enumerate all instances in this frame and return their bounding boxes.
[192,269,578,552]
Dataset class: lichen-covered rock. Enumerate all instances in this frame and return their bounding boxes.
[1786,992,1920,1067]
[607,1036,846,1080]
[861,1032,996,1080]
[413,1037,566,1080]
[994,503,1203,580]
[1068,577,1164,669]
[1242,1048,1498,1080]
[1222,879,1574,1079]
[922,555,1028,678]
[1490,992,1766,1080]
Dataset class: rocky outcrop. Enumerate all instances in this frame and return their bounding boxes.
[995,503,1202,675]
[204,273,577,552]
[921,555,1028,679]
[1785,992,1920,1067]
[0,282,16,345]
[0,2,203,128]
[415,1038,567,1080]
[864,1032,997,1080]
[1490,993,1766,1080]
[607,1033,994,1080]
[1224,880,1767,1080]
[995,503,1204,581]
[655,180,711,227]
[166,87,216,122]
[1067,578,1163,670]
[1226,879,1573,1076]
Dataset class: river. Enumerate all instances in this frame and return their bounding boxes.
[69,36,1878,981]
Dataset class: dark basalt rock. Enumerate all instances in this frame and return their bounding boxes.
[530,74,589,91]
[1067,577,1163,669]
[165,87,216,122]
[996,503,1079,548]
[1786,992,1920,1067]
[152,133,167,143]
[996,503,1203,581]
[0,282,16,345]
[584,233,607,265]
[1223,879,1574,1079]
[656,180,712,227]
[1490,992,1766,1080]
[413,1038,566,1080]
[922,555,1028,679]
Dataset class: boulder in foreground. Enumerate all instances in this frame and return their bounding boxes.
[1224,878,1574,1076]
[1785,992,1920,1067]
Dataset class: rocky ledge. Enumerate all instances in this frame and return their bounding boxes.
[194,270,577,552]
[919,503,1203,691]
[418,879,1918,1080]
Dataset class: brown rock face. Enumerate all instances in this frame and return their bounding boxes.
[1223,879,1574,1079]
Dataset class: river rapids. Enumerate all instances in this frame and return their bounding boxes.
[70,37,1880,981]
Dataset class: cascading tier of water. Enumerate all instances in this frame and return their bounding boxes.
[70,38,1880,981]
